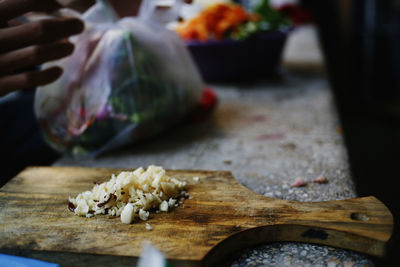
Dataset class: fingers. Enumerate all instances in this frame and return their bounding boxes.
[0,18,84,53]
[0,41,74,74]
[0,0,62,23]
[0,0,84,95]
[0,67,62,96]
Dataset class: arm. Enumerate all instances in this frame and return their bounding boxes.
[0,0,84,96]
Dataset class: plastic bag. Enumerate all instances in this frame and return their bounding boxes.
[34,0,204,157]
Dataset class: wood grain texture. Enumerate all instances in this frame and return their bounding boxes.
[0,167,393,266]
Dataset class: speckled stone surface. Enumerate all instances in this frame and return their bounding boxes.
[55,73,375,266]
[230,242,373,267]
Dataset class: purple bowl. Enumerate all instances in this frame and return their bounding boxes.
[186,29,290,82]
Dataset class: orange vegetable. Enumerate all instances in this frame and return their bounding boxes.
[175,3,259,41]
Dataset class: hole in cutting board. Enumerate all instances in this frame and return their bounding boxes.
[350,212,369,221]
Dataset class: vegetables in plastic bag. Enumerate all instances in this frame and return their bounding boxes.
[34,0,204,157]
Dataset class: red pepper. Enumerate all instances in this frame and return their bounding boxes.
[190,87,218,122]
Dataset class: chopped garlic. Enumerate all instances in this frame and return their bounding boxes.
[74,198,89,216]
[168,198,177,207]
[68,165,186,224]
[159,200,169,212]
[121,203,135,224]
[139,209,149,221]
[145,223,153,230]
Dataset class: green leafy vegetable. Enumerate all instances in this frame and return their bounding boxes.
[232,0,291,40]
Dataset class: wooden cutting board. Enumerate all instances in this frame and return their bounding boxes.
[0,167,393,266]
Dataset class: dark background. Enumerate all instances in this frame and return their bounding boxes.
[0,90,59,187]
[303,0,400,265]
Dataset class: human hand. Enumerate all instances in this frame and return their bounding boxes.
[0,0,84,96]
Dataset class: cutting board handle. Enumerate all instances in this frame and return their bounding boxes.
[203,196,393,266]
[284,196,393,253]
